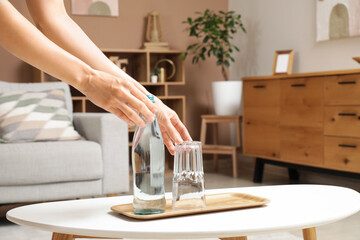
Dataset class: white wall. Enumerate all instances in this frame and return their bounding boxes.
[229,0,360,80]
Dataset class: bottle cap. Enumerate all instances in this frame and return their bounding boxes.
[146,94,155,103]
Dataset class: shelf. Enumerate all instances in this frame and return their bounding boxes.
[141,82,166,86]
[158,95,185,100]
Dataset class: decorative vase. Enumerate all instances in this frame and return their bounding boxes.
[212,81,243,116]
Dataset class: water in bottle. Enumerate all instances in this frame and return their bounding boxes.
[131,95,166,215]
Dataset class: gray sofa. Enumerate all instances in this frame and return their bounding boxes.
[0,81,129,204]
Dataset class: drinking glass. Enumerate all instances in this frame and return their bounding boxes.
[172,141,206,210]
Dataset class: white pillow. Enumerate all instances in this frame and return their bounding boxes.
[0,89,82,143]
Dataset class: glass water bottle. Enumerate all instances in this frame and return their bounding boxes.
[131,95,166,215]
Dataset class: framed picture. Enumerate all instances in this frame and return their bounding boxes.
[71,0,119,17]
[272,50,294,75]
[316,0,360,41]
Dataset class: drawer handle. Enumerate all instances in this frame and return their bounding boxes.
[338,144,357,148]
[338,81,356,85]
[291,84,306,87]
[338,113,357,116]
[253,85,266,89]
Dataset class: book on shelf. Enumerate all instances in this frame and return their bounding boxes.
[143,42,170,50]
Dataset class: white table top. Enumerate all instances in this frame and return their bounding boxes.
[6,185,360,239]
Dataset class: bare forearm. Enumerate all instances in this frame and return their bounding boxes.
[0,0,92,89]
[26,0,150,95]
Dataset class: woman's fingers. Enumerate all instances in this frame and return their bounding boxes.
[159,125,176,155]
[111,107,135,126]
[118,103,146,127]
[170,115,192,141]
[160,116,183,144]
[125,93,154,123]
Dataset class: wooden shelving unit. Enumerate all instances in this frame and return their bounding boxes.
[32,49,186,165]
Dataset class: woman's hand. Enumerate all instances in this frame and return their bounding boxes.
[79,70,158,127]
[154,97,192,155]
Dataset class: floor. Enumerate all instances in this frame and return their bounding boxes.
[1,156,360,240]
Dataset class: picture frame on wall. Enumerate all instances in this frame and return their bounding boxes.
[272,50,294,75]
[71,0,119,17]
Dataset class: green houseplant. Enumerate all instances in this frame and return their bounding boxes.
[183,9,246,81]
[183,9,246,115]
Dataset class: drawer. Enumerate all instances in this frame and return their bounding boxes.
[324,106,360,138]
[243,80,280,158]
[243,107,280,159]
[280,126,323,165]
[280,78,323,128]
[243,80,279,108]
[324,74,360,105]
[324,136,360,173]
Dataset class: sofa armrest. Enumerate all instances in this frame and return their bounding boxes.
[73,113,129,194]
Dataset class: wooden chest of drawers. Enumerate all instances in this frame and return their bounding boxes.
[243,69,360,177]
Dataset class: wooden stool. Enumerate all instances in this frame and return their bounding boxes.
[200,115,242,178]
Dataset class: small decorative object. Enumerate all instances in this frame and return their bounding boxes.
[146,11,161,42]
[71,0,119,17]
[109,56,128,72]
[316,0,360,41]
[150,75,158,83]
[353,57,360,64]
[158,68,166,83]
[272,50,294,75]
[143,11,169,50]
[154,59,176,82]
[150,68,160,83]
[183,9,246,116]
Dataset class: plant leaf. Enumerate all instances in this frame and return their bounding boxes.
[203,36,210,43]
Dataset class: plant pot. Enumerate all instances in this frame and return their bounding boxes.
[151,75,158,83]
[212,81,242,116]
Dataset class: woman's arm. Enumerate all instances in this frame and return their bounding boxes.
[26,0,192,154]
[0,0,157,127]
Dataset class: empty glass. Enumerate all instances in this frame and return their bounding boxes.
[172,141,206,210]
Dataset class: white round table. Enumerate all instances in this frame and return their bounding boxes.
[6,185,360,240]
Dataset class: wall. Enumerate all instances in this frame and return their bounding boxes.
[229,0,360,81]
[0,0,228,139]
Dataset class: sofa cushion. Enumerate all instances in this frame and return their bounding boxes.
[0,89,82,143]
[0,141,103,186]
[0,81,73,117]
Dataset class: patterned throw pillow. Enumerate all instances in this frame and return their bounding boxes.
[0,89,82,143]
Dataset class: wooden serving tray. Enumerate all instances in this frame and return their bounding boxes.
[111,192,270,220]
